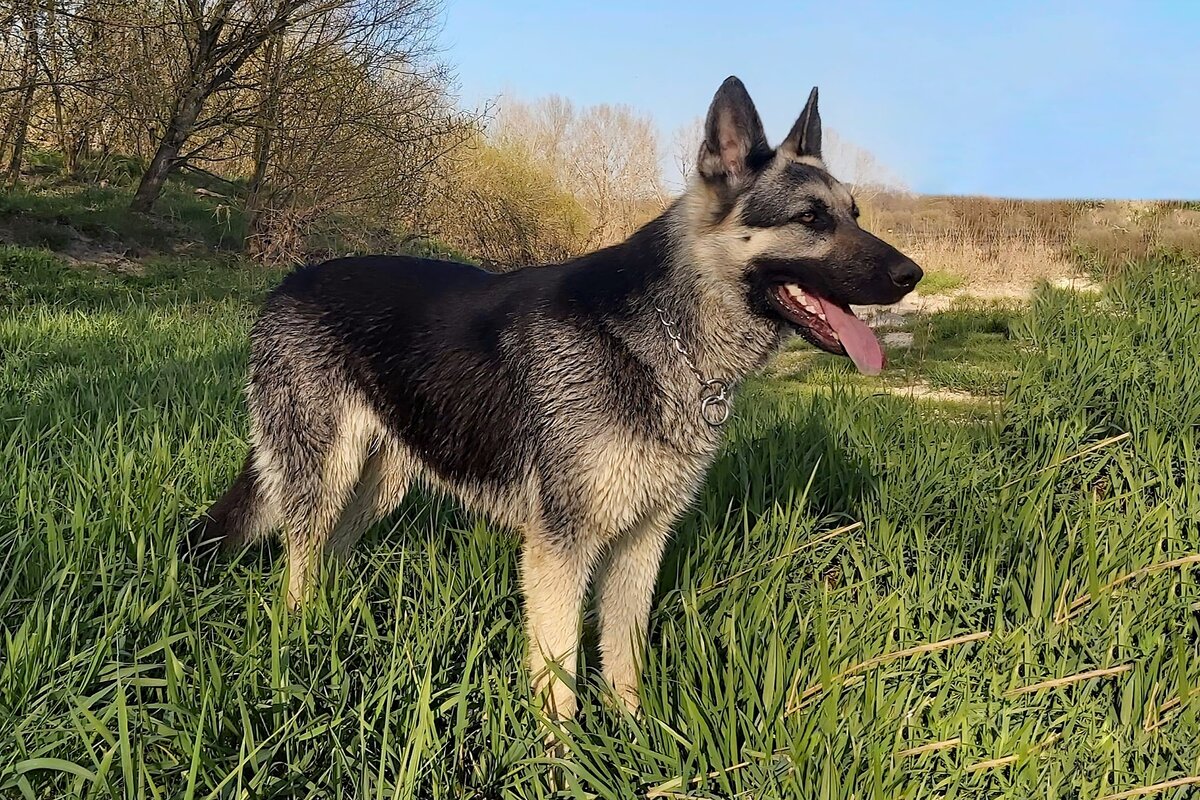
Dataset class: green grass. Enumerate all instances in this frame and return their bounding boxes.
[2,242,1198,798]
[914,269,965,295]
[0,166,474,269]
[770,300,1025,401]
[894,300,1025,395]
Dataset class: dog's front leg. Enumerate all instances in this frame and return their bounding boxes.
[593,505,676,714]
[520,532,597,726]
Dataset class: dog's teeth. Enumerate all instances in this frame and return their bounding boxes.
[817,311,827,321]
[785,283,826,318]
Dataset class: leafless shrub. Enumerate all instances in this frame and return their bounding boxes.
[422,135,590,268]
[493,95,664,249]
[238,1,476,265]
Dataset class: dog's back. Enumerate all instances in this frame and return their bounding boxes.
[255,255,542,487]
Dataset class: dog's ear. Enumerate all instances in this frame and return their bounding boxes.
[697,76,772,186]
[779,86,822,160]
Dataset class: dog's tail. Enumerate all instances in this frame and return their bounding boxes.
[183,455,268,560]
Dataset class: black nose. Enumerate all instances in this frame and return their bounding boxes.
[889,258,923,288]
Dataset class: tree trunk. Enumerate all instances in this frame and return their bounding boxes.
[4,0,39,183]
[129,86,206,212]
[127,1,300,213]
[69,129,89,176]
[45,0,71,173]
[244,32,284,259]
[0,112,16,170]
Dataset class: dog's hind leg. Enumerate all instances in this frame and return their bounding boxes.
[257,396,378,609]
[593,504,678,713]
[184,452,278,559]
[325,436,413,559]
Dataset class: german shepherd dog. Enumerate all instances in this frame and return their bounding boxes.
[188,77,922,724]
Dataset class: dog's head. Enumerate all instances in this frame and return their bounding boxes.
[685,76,922,375]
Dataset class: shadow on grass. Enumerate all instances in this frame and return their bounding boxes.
[654,398,878,601]
[0,179,248,253]
[1,244,283,312]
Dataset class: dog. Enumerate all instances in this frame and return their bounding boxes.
[187,76,922,724]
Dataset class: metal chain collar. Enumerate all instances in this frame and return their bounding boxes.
[654,305,732,427]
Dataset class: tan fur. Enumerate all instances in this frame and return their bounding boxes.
[521,529,601,721]
[253,395,388,607]
[594,501,681,709]
[574,429,699,536]
[792,155,827,171]
[325,436,412,557]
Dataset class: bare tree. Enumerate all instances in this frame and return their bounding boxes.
[669,114,703,188]
[570,103,663,243]
[126,0,441,213]
[244,60,474,264]
[238,0,473,263]
[242,27,284,252]
[1,3,682,269]
[665,115,908,202]
[823,128,909,200]
[2,0,39,182]
[495,95,664,247]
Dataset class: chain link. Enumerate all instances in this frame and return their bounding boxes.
[654,305,732,427]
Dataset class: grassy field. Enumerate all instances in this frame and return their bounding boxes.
[2,201,1200,797]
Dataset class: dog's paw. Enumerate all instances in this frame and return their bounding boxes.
[540,724,573,793]
[600,681,643,721]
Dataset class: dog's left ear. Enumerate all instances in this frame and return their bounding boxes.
[779,86,822,160]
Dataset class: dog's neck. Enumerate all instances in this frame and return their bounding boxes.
[651,198,786,388]
[602,197,786,401]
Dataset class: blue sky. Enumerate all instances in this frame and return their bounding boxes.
[439,0,1199,199]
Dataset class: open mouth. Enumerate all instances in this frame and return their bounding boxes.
[769,283,885,375]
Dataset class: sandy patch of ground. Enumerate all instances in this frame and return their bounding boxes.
[877,381,992,405]
[61,232,142,274]
[1048,275,1102,293]
[882,331,914,348]
[847,276,1103,407]
[854,274,1100,328]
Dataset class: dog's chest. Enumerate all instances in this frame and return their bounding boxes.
[571,426,718,537]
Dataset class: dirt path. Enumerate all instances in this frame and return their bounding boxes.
[854,274,1100,329]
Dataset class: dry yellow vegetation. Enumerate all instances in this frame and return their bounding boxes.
[862,194,1200,288]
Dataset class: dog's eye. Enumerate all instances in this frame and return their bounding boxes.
[851,205,861,219]
[797,211,817,225]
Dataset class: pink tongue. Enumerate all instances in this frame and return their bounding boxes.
[817,297,885,376]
